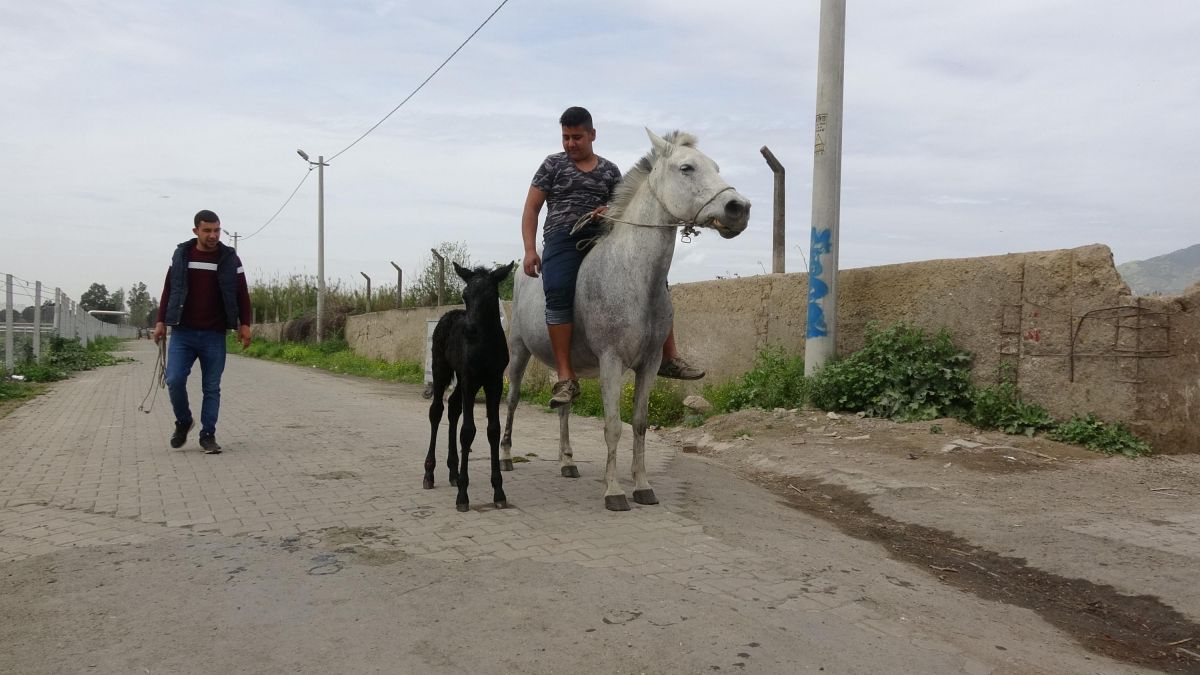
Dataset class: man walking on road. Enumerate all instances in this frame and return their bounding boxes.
[152,209,252,454]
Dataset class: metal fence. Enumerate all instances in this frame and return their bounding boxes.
[2,272,138,373]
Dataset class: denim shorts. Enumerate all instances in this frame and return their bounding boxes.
[541,224,600,325]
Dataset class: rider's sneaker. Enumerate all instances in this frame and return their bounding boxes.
[549,379,580,409]
[170,419,194,448]
[199,434,222,455]
[658,356,705,380]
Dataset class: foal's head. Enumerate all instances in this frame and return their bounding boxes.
[454,262,515,320]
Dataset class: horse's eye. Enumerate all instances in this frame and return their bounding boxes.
[680,163,694,174]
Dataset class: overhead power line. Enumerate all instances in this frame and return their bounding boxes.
[238,0,509,243]
[327,0,511,162]
[239,167,314,242]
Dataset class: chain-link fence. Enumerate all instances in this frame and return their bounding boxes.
[2,273,137,373]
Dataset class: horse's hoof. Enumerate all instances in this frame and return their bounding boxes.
[561,466,580,478]
[500,459,514,472]
[456,503,470,513]
[632,489,659,505]
[449,477,458,487]
[494,500,508,509]
[422,476,434,490]
[604,495,631,511]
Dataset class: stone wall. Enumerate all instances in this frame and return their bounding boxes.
[255,245,1198,454]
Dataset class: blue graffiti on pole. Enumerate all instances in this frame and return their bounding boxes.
[806,227,832,338]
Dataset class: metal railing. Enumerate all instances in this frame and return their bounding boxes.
[2,273,138,373]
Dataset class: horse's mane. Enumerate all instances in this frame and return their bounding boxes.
[604,131,699,229]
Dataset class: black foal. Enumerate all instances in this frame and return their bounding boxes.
[424,262,515,512]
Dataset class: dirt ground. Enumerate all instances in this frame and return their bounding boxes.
[662,408,1200,674]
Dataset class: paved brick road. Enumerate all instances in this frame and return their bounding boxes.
[0,340,1148,674]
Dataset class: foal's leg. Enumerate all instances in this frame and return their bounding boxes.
[598,354,629,511]
[629,366,659,505]
[500,340,531,472]
[455,378,479,512]
[558,405,578,478]
[424,372,451,490]
[484,377,508,508]
[446,379,463,487]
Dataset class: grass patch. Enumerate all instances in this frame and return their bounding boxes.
[234,335,424,384]
[515,377,686,428]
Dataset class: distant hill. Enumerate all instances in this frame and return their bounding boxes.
[1116,243,1200,296]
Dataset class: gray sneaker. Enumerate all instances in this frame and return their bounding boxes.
[658,356,705,380]
[549,379,580,409]
[199,434,222,454]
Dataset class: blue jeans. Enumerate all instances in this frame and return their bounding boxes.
[165,326,227,436]
[541,224,600,325]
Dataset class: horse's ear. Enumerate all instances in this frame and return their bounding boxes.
[491,261,515,284]
[645,127,670,155]
[453,261,472,283]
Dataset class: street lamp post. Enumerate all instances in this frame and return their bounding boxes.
[297,149,329,342]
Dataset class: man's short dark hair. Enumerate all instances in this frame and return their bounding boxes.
[559,106,593,130]
[194,209,220,227]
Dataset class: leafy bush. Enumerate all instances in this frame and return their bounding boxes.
[13,362,69,383]
[706,347,807,413]
[42,336,124,371]
[961,366,1055,436]
[809,322,973,421]
[1049,414,1152,457]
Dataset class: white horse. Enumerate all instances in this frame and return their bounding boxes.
[502,129,751,510]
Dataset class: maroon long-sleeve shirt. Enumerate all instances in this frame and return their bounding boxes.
[157,246,252,331]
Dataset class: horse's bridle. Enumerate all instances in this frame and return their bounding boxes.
[570,184,739,245]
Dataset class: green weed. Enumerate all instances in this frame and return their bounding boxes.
[1049,414,1152,457]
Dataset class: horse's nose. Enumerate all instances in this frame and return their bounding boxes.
[725,199,749,221]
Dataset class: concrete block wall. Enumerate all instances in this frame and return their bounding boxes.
[255,244,1198,454]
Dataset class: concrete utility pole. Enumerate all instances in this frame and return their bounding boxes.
[361,272,372,312]
[390,262,403,308]
[805,0,846,376]
[297,149,329,342]
[430,249,446,307]
[33,281,41,360]
[4,274,13,373]
[760,146,786,273]
[229,232,240,251]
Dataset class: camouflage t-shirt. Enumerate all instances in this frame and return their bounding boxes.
[532,152,622,239]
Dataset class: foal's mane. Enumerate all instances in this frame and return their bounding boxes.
[605,131,699,226]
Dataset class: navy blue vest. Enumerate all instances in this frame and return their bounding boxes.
[163,240,241,329]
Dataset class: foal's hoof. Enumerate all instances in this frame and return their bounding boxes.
[561,466,580,478]
[604,495,631,511]
[494,500,508,509]
[632,489,659,505]
[500,459,514,472]
[456,503,470,513]
[422,476,434,490]
[449,477,458,487]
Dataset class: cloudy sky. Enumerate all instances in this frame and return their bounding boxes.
[2,0,1198,307]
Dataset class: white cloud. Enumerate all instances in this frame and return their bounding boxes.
[1,0,1197,305]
